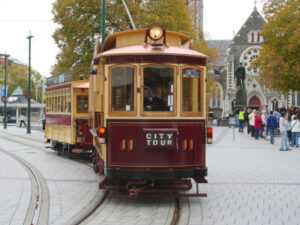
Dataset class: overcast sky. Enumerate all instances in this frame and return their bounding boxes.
[0,0,263,78]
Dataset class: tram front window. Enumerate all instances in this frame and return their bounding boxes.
[111,67,134,112]
[143,66,174,112]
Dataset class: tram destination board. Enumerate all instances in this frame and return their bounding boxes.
[145,132,175,149]
[46,71,72,87]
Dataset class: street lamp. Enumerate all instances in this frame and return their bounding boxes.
[27,32,34,134]
[0,52,10,129]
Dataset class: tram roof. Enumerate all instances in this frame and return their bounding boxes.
[101,29,190,52]
[97,44,208,59]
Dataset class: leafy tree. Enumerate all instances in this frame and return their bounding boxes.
[253,0,300,92]
[51,0,194,78]
[0,64,44,103]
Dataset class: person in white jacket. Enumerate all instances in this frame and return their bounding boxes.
[279,112,291,151]
[248,109,256,137]
[291,116,300,148]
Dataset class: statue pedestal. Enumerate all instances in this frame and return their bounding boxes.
[236,88,247,108]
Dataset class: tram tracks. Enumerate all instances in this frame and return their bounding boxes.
[0,147,50,225]
[0,131,193,225]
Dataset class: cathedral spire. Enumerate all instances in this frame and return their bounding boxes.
[254,0,257,10]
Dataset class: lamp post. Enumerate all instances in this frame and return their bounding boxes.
[27,32,34,134]
[0,52,10,129]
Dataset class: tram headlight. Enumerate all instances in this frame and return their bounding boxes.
[149,25,163,41]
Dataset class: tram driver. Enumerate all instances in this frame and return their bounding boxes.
[144,86,167,111]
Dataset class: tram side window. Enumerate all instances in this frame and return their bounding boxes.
[54,96,57,112]
[64,96,68,112]
[143,66,174,112]
[111,67,134,112]
[60,96,64,112]
[68,95,71,113]
[182,69,201,113]
[77,96,88,113]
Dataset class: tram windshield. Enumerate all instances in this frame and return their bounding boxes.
[143,66,174,112]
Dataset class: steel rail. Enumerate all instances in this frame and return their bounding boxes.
[0,146,49,225]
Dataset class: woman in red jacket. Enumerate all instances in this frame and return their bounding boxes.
[254,111,263,139]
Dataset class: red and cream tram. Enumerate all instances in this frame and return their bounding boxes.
[45,72,93,157]
[89,25,210,198]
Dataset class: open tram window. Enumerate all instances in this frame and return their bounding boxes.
[143,66,174,112]
[77,95,88,113]
[110,67,134,112]
[182,68,202,114]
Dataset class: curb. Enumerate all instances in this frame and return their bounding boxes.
[62,190,106,225]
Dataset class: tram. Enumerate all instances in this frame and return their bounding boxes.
[89,25,211,198]
[45,72,93,157]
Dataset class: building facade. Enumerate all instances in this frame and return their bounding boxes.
[186,0,204,39]
[207,7,296,118]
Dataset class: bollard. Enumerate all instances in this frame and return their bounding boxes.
[233,127,235,142]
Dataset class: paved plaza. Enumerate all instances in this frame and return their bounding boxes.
[0,126,299,225]
[0,127,99,225]
[190,127,300,225]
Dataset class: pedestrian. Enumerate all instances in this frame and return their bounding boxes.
[19,114,26,128]
[287,115,292,143]
[254,111,262,140]
[267,111,278,144]
[42,113,46,130]
[248,109,256,137]
[279,104,287,114]
[260,110,267,138]
[234,107,240,128]
[247,108,252,134]
[279,112,291,151]
[291,115,300,148]
[239,108,246,132]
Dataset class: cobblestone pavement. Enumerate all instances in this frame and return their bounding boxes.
[82,198,175,225]
[188,127,300,225]
[0,127,99,225]
[1,126,299,225]
[0,151,31,225]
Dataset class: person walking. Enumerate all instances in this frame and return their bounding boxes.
[248,109,256,137]
[287,115,292,144]
[254,111,262,140]
[260,110,267,138]
[234,108,240,128]
[247,109,252,134]
[291,115,300,148]
[19,114,26,128]
[266,111,278,144]
[279,112,291,151]
[42,113,46,130]
[239,108,246,132]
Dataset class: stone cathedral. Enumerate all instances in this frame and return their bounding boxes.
[207,7,299,118]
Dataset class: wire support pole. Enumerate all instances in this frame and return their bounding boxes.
[0,52,10,129]
[122,0,136,30]
[27,32,34,134]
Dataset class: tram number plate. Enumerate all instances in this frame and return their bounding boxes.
[145,133,174,147]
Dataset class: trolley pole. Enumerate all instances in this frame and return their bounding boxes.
[27,32,34,134]
[0,53,9,129]
[101,0,106,50]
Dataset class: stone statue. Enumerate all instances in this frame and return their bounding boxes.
[235,63,247,107]
[235,63,246,89]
